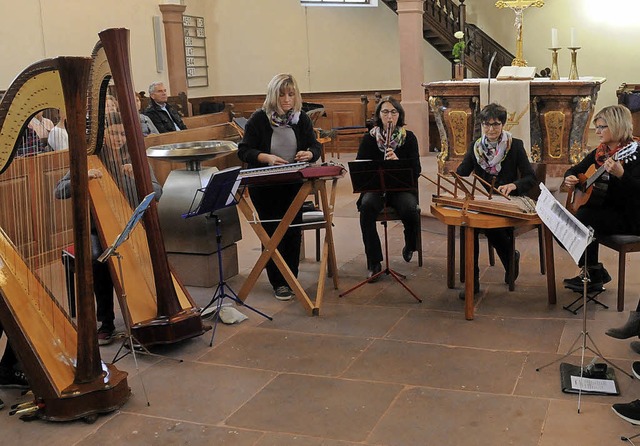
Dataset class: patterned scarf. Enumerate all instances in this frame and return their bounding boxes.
[473,130,512,175]
[269,109,300,127]
[593,141,627,166]
[370,125,407,153]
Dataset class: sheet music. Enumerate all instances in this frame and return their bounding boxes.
[535,183,592,265]
[570,375,617,394]
[226,177,241,206]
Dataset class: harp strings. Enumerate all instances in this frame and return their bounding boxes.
[95,84,155,293]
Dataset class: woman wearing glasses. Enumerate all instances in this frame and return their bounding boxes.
[456,103,536,298]
[563,105,640,341]
[356,96,421,281]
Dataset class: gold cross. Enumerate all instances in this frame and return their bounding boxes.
[495,0,544,66]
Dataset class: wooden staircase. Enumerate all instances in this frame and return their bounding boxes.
[381,0,515,78]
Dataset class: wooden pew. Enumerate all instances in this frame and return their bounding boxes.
[181,104,234,128]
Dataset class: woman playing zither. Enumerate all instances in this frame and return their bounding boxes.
[563,105,640,315]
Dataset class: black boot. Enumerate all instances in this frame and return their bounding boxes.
[606,312,640,339]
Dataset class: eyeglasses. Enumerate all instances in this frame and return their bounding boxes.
[482,121,503,129]
[595,125,609,132]
[380,110,398,116]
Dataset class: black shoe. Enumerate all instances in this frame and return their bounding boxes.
[633,361,640,380]
[274,285,293,301]
[504,250,520,283]
[0,397,4,410]
[612,400,640,425]
[402,245,414,263]
[0,366,29,390]
[367,262,382,283]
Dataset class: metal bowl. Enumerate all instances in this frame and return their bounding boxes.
[146,140,238,163]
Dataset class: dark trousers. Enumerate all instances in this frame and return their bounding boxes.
[0,322,17,369]
[249,183,302,290]
[575,206,640,267]
[358,191,419,269]
[91,233,115,330]
[473,228,514,283]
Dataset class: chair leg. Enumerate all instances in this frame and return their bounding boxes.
[315,228,321,262]
[537,225,546,275]
[488,242,496,266]
[459,226,465,283]
[618,252,626,312]
[417,215,423,267]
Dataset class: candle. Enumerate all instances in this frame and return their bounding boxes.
[551,28,558,48]
[570,27,576,47]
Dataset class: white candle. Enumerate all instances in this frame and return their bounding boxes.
[570,27,576,47]
[551,28,558,48]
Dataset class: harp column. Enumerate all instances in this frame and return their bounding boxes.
[396,0,430,156]
[159,2,188,96]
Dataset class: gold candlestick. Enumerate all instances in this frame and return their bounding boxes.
[549,47,560,80]
[568,46,580,80]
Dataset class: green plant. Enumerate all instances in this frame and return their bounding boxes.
[452,31,465,63]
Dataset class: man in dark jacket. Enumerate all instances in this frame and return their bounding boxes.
[142,81,187,133]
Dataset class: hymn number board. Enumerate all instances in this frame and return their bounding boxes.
[183,15,208,87]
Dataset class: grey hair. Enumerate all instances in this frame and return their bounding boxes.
[148,81,165,96]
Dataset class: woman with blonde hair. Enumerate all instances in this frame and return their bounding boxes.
[562,105,640,339]
[237,73,321,300]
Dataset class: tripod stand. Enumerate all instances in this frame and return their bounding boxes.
[182,166,271,346]
[536,251,632,412]
[340,159,422,302]
[200,214,272,346]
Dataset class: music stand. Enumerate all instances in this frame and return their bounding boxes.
[533,184,631,414]
[100,192,171,407]
[339,159,422,302]
[183,166,272,347]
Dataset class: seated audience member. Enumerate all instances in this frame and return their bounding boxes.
[47,109,69,151]
[105,95,119,114]
[0,323,29,394]
[28,111,54,141]
[136,94,158,136]
[16,126,50,157]
[456,103,535,298]
[142,82,186,133]
[54,112,162,344]
[355,96,421,281]
[562,105,640,341]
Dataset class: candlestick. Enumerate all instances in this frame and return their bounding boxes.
[551,28,558,48]
[549,47,560,80]
[568,47,580,80]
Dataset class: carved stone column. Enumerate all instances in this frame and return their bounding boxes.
[396,0,429,155]
[159,3,187,95]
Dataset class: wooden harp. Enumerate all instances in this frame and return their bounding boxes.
[85,28,208,347]
[0,57,129,421]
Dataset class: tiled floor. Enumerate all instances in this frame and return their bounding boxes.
[2,153,640,445]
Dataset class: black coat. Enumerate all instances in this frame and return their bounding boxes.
[457,137,535,196]
[143,100,187,133]
[356,129,422,180]
[237,109,321,168]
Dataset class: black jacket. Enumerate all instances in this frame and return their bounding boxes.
[237,109,321,168]
[143,100,187,133]
[356,129,422,180]
[457,137,535,196]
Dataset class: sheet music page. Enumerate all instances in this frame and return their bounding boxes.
[226,178,241,206]
[570,375,617,394]
[535,183,591,265]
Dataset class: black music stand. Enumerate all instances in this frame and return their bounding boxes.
[339,159,422,302]
[183,167,272,347]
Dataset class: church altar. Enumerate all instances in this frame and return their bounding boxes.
[424,78,605,176]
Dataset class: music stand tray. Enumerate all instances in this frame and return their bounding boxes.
[183,166,272,346]
[341,159,421,302]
